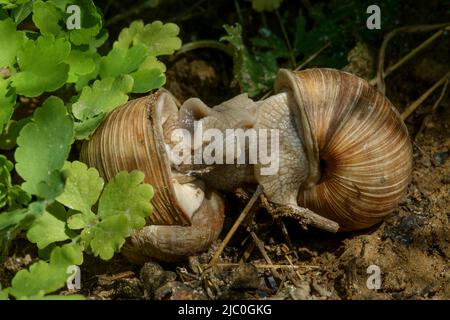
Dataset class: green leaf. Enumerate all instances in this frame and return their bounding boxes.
[11,35,70,97]
[0,0,29,10]
[0,154,30,210]
[98,171,153,228]
[130,68,165,93]
[139,55,166,73]
[251,27,289,58]
[0,78,16,135]
[221,24,277,96]
[0,118,30,150]
[11,0,34,24]
[66,49,96,83]
[0,208,28,231]
[251,0,283,12]
[89,170,153,260]
[73,113,104,140]
[0,288,9,300]
[74,52,101,91]
[67,210,96,230]
[27,203,69,249]
[72,75,132,121]
[57,161,104,214]
[32,0,63,36]
[15,96,73,198]
[50,242,83,266]
[8,243,83,299]
[88,214,128,260]
[0,18,24,68]
[99,44,148,79]
[115,20,181,56]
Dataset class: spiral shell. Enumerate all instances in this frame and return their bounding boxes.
[81,90,224,262]
[276,68,413,231]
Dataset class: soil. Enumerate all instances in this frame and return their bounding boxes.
[1,0,449,300]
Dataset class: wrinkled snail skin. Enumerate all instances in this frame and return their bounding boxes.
[82,68,413,263]
[81,90,225,263]
[180,68,413,232]
[122,190,224,264]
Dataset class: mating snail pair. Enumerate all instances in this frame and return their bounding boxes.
[81,68,413,263]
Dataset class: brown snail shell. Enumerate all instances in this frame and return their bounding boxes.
[275,68,413,231]
[81,90,224,263]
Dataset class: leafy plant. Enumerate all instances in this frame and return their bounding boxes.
[0,0,180,299]
[221,0,398,96]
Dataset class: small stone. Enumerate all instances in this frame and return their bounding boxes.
[155,281,207,300]
[230,264,261,289]
[434,150,450,165]
[311,281,333,298]
[140,262,177,298]
[289,282,311,300]
[115,278,143,299]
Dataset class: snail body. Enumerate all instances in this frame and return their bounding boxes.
[82,68,412,262]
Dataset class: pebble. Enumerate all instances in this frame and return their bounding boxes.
[140,262,177,298]
[155,281,207,300]
[115,278,143,299]
[434,150,450,165]
[230,264,261,289]
[289,282,311,300]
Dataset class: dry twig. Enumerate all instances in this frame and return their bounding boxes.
[373,22,450,93]
[207,185,263,268]
[401,72,450,121]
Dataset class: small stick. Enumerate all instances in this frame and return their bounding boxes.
[260,42,331,101]
[384,29,445,79]
[294,42,331,71]
[415,78,449,140]
[176,40,234,57]
[249,230,283,280]
[374,23,450,92]
[275,9,296,68]
[401,72,449,121]
[413,141,439,167]
[207,185,263,268]
[285,253,304,284]
[239,241,256,263]
[276,219,298,259]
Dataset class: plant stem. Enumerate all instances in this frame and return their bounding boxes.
[176,40,234,57]
[384,29,445,79]
[106,1,157,26]
[374,22,450,92]
[234,0,244,27]
[275,9,296,68]
[401,72,449,121]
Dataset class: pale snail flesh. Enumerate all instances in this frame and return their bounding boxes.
[81,68,413,263]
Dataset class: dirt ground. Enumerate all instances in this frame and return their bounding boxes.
[1,1,449,300]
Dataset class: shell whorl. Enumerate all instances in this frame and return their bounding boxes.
[80,91,191,226]
[276,68,413,231]
[80,90,225,262]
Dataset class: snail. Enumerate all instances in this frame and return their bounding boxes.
[81,68,413,263]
